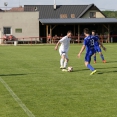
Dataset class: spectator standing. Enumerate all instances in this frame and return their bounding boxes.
[47,34,51,43]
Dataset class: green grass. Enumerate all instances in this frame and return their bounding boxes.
[0,44,117,117]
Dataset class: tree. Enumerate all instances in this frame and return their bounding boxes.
[102,11,117,18]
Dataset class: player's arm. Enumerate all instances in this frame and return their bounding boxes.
[98,40,106,51]
[55,37,65,50]
[55,41,60,50]
[77,45,85,58]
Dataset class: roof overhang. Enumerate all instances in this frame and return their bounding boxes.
[39,18,117,24]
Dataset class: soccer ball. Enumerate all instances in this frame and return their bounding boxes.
[67,66,73,72]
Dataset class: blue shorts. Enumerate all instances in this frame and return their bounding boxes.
[85,50,95,63]
[95,46,101,53]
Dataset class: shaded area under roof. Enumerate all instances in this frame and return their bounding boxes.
[39,18,117,24]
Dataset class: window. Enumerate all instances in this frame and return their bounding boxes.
[60,14,67,18]
[90,12,96,18]
[15,28,22,33]
[71,14,75,18]
[3,27,11,34]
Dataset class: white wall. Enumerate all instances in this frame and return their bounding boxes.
[0,12,39,44]
[82,10,105,18]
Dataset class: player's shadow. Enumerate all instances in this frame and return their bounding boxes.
[74,66,117,74]
[97,70,117,74]
[96,66,117,74]
[96,66,117,69]
[73,68,89,72]
[105,61,117,63]
[0,74,27,77]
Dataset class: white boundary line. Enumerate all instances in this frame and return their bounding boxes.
[0,77,35,117]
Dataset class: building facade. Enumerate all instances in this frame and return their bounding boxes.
[0,12,39,44]
[24,4,117,43]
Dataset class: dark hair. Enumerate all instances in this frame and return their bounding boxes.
[67,30,72,34]
[92,30,96,33]
[84,28,89,34]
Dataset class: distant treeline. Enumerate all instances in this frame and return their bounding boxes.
[102,11,117,18]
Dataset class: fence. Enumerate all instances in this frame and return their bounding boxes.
[0,35,117,45]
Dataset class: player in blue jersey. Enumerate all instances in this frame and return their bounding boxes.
[78,28,106,75]
[92,30,106,63]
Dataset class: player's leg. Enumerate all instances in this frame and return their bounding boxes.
[63,53,69,69]
[99,52,104,60]
[85,53,97,75]
[60,55,66,68]
[93,47,97,63]
[85,53,94,70]
[93,53,96,63]
[59,49,65,68]
[62,53,69,71]
[62,58,69,71]
[98,47,106,63]
[99,52,106,63]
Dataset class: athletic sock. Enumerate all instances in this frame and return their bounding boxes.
[64,61,67,68]
[100,54,104,61]
[87,64,95,71]
[94,56,96,61]
[60,58,64,67]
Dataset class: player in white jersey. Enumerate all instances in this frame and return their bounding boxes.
[55,31,72,71]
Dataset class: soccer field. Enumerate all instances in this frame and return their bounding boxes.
[0,44,117,117]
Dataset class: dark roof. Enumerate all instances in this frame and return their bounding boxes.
[78,4,93,18]
[78,4,106,18]
[39,18,117,24]
[24,4,92,18]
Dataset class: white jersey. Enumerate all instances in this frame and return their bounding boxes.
[59,36,71,52]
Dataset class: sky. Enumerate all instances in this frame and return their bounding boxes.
[0,0,116,11]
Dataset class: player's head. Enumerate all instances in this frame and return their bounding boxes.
[67,30,72,38]
[92,30,96,36]
[84,28,90,36]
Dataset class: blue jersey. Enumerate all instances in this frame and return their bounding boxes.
[83,35,98,62]
[91,35,99,47]
[91,35,101,53]
[83,35,98,53]
[95,35,100,47]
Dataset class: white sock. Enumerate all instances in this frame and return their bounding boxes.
[64,61,67,68]
[60,58,64,67]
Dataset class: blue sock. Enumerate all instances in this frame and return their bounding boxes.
[87,64,95,71]
[94,56,96,61]
[100,54,104,61]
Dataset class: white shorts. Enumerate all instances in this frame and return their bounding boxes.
[59,49,68,59]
